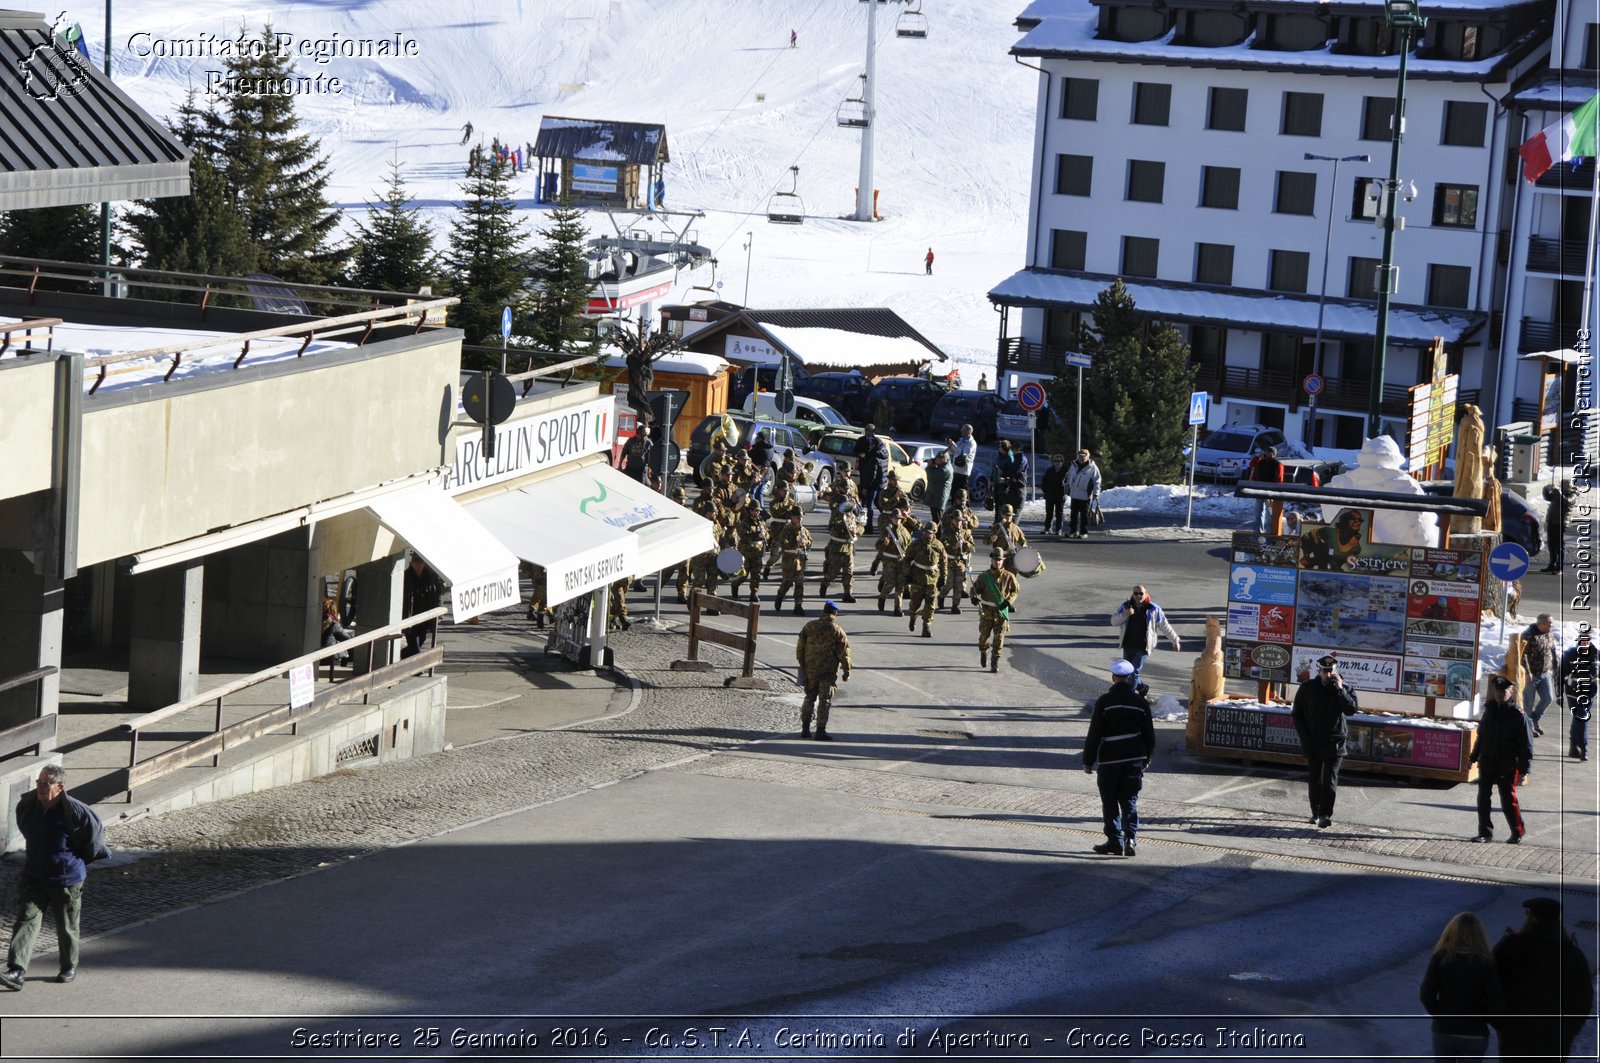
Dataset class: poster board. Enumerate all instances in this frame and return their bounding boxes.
[1199,703,1472,775]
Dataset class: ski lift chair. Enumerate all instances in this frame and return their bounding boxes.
[896,3,928,38]
[766,166,805,225]
[837,74,868,128]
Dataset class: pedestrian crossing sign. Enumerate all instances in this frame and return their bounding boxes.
[1188,391,1209,426]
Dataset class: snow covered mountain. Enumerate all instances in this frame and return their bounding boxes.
[109,0,1038,370]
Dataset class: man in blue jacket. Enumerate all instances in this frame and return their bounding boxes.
[1,765,105,989]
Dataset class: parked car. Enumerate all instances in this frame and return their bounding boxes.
[928,389,1004,442]
[794,371,874,422]
[995,398,1060,445]
[1192,424,1307,482]
[865,376,947,434]
[741,392,860,442]
[806,430,927,501]
[1421,482,1543,557]
[686,412,804,477]
[730,362,810,409]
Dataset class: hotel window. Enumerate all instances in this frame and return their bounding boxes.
[1127,160,1166,203]
[1194,243,1235,286]
[1061,77,1099,120]
[1360,96,1395,140]
[1280,92,1324,137]
[1050,229,1087,271]
[1122,236,1159,277]
[1055,154,1093,196]
[1269,249,1310,293]
[1208,88,1247,131]
[1432,184,1479,228]
[1428,264,1471,308]
[1132,82,1172,125]
[1352,175,1381,220]
[1347,257,1381,299]
[1200,166,1241,209]
[1274,171,1318,215]
[1441,101,1488,147]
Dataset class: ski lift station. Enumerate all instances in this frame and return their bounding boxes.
[530,116,668,211]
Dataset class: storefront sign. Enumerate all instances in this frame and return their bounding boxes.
[571,163,619,194]
[444,396,615,494]
[449,570,521,621]
[725,334,780,365]
[1348,720,1467,771]
[1201,704,1300,754]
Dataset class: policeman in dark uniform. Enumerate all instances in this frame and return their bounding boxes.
[1083,658,1155,856]
[1291,654,1360,828]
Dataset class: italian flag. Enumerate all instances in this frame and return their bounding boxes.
[1519,94,1600,183]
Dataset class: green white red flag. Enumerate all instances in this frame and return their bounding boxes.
[1519,94,1600,183]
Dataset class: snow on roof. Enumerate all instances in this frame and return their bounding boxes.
[598,349,732,377]
[0,317,355,395]
[1509,80,1600,107]
[759,324,946,371]
[989,269,1482,346]
[532,117,668,165]
[1013,9,1508,76]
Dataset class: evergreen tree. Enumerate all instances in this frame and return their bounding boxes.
[445,151,533,348]
[347,160,437,293]
[209,26,346,284]
[0,204,102,291]
[123,152,258,289]
[526,200,596,357]
[1047,280,1194,485]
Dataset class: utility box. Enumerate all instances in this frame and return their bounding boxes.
[1509,433,1542,482]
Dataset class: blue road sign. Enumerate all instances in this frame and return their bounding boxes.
[1488,541,1530,582]
[1188,391,1209,426]
[500,306,513,341]
[1303,373,1325,396]
[1017,382,1047,412]
[1065,351,1092,369]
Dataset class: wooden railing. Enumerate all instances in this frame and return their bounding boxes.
[0,666,59,762]
[118,607,447,802]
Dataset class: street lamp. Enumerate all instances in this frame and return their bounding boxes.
[1304,151,1370,446]
[741,231,753,307]
[1367,0,1426,437]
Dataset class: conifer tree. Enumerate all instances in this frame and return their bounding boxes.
[347,160,437,293]
[123,152,258,289]
[526,200,596,357]
[1047,280,1194,485]
[445,151,532,347]
[0,204,102,291]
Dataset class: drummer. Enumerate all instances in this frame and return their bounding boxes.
[728,501,772,602]
[989,503,1029,557]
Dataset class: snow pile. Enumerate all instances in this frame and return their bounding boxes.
[1324,436,1438,545]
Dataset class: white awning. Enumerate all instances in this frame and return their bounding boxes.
[367,489,521,622]
[466,463,715,603]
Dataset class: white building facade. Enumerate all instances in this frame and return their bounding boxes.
[992,0,1553,451]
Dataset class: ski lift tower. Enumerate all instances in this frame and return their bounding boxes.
[853,0,924,223]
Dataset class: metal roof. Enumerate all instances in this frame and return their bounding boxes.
[532,116,669,166]
[690,307,948,361]
[0,10,190,210]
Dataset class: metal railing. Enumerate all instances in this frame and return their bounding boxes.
[0,666,59,762]
[1519,318,1585,354]
[0,317,61,355]
[1526,236,1590,276]
[118,607,447,802]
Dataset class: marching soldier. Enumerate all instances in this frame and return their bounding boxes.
[869,472,909,576]
[773,510,813,614]
[728,501,771,601]
[607,579,631,631]
[689,494,726,602]
[828,463,860,505]
[663,485,694,603]
[795,600,852,740]
[522,561,554,629]
[988,503,1029,554]
[876,505,914,617]
[937,495,976,615]
[970,546,1020,672]
[819,500,863,603]
[764,479,801,578]
[905,525,950,638]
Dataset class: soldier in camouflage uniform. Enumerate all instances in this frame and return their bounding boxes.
[728,502,771,601]
[689,494,726,602]
[522,561,553,629]
[818,500,863,603]
[795,600,852,740]
[869,472,908,576]
[988,503,1029,554]
[607,578,631,631]
[904,525,950,638]
[937,494,977,615]
[764,479,802,578]
[875,505,914,617]
[663,486,694,602]
[970,547,1021,672]
[772,511,813,614]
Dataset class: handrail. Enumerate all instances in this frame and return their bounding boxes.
[504,354,602,382]
[0,256,439,306]
[0,317,62,335]
[0,666,57,697]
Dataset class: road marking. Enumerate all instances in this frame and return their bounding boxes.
[1186,775,1278,803]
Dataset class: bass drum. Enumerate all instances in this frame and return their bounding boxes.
[1009,546,1045,578]
[716,547,746,576]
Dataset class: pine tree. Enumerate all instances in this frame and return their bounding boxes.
[209,26,346,285]
[445,152,533,348]
[526,200,596,357]
[123,152,258,290]
[0,204,102,291]
[1047,280,1194,485]
[347,160,437,293]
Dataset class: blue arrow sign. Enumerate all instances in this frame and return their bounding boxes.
[1488,541,1530,582]
[1188,391,1209,426]
[1065,351,1092,369]
[500,306,513,341]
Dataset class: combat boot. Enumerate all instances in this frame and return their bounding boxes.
[814,728,833,741]
[878,596,886,613]
[818,582,829,599]
[773,591,786,610]
[990,654,1000,673]
[800,718,811,738]
[920,621,932,638]
[892,599,903,618]
[951,600,962,615]
[909,613,917,632]
[979,648,987,668]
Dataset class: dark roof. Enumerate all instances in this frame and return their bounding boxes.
[0,10,190,210]
[532,117,669,166]
[688,307,947,361]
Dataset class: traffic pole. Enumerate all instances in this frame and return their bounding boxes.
[1075,365,1083,456]
[653,393,676,618]
[1185,423,1198,531]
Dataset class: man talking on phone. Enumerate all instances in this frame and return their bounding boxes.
[1291,654,1360,829]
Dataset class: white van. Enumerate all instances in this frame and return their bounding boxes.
[740,392,859,435]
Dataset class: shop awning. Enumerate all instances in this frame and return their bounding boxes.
[465,462,715,604]
[367,489,521,622]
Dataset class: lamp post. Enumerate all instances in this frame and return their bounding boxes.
[741,231,753,306]
[1367,0,1426,437]
[1304,152,1370,446]
[100,2,113,292]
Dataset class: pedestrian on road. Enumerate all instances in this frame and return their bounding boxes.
[1468,674,1531,844]
[1560,628,1595,760]
[1248,445,1286,533]
[402,555,441,658]
[1541,480,1573,572]
[924,449,952,524]
[992,440,1025,513]
[1418,911,1504,1062]
[924,247,934,275]
[1041,453,1067,537]
[0,765,107,990]
[1065,448,1102,538]
[1083,658,1155,857]
[1110,584,1180,690]
[772,510,812,615]
[948,424,978,499]
[1291,653,1359,828]
[796,600,851,740]
[622,424,651,482]
[1520,612,1558,736]
[852,423,890,534]
[969,547,1019,672]
[1492,897,1594,1061]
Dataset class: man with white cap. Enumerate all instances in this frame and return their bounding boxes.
[1291,653,1360,828]
[1083,658,1155,857]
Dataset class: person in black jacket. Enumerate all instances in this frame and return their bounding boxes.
[1560,629,1595,761]
[1040,453,1067,537]
[1291,653,1360,828]
[1493,897,1594,1061]
[1083,658,1156,857]
[852,425,890,535]
[1541,480,1573,572]
[0,766,106,990]
[1468,674,1532,843]
[402,555,442,658]
[1419,911,1504,1061]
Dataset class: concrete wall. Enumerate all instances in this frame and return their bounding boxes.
[201,531,322,662]
[75,335,461,567]
[0,357,57,501]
